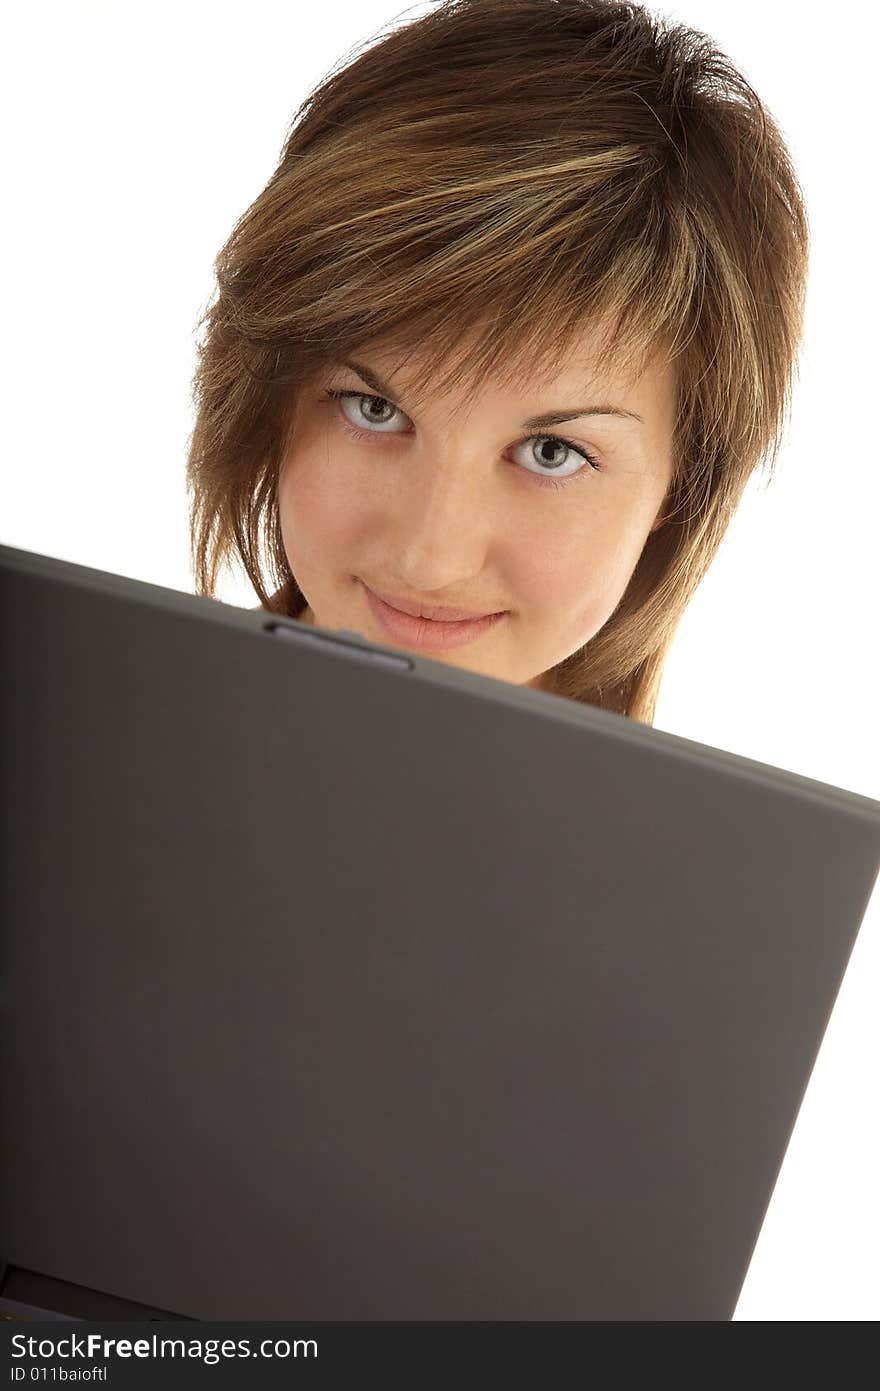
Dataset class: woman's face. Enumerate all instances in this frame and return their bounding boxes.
[276,327,677,690]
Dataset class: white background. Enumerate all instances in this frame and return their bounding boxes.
[2,1,877,1319]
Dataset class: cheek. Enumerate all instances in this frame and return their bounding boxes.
[278,450,363,565]
[529,519,646,637]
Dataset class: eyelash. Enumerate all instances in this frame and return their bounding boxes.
[322,389,602,490]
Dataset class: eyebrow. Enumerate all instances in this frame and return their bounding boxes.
[340,358,645,428]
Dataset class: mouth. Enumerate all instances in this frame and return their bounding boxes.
[358,579,507,652]
[362,582,504,623]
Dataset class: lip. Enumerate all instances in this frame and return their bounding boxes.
[359,580,506,652]
[363,583,502,623]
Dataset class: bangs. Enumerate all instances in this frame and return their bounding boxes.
[252,113,702,420]
[300,191,696,424]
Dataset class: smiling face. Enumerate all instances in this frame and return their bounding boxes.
[276,324,678,690]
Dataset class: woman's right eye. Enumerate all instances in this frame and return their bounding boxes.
[324,389,410,434]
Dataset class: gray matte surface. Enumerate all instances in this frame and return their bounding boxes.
[2,543,879,1320]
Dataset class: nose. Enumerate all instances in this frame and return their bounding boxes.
[388,447,498,589]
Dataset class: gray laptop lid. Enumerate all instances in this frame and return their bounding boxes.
[2,542,879,1321]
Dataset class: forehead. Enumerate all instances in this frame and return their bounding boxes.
[348,317,675,420]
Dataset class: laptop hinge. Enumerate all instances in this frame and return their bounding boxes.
[0,1264,189,1321]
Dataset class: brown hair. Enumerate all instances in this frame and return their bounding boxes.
[185,0,809,724]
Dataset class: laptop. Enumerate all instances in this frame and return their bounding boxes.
[1,541,878,1321]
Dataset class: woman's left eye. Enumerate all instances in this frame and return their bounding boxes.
[508,435,602,488]
[323,389,602,489]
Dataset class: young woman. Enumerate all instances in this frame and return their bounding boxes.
[186,0,809,724]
